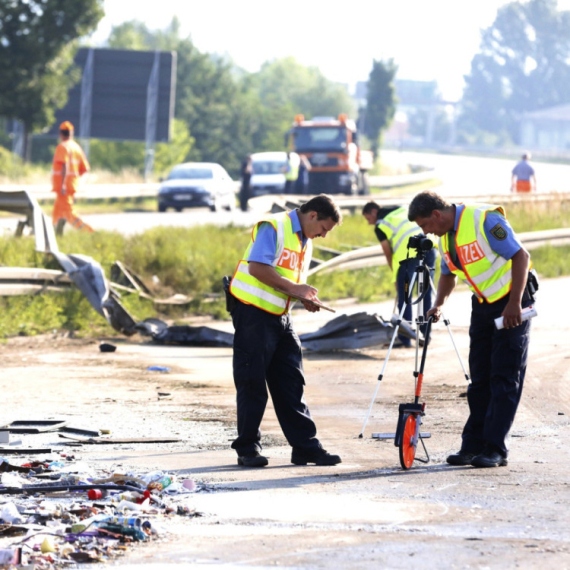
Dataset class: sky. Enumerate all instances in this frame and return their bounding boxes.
[90,0,570,102]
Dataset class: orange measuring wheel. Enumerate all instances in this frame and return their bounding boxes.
[399,412,418,469]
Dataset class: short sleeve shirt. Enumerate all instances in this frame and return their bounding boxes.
[440,204,522,275]
[248,210,306,264]
[512,160,534,180]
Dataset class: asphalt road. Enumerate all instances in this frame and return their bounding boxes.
[1,278,568,568]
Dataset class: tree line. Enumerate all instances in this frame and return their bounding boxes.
[0,0,396,178]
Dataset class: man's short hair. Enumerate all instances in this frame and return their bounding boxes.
[300,194,342,224]
[408,191,451,221]
[522,152,531,160]
[362,201,380,215]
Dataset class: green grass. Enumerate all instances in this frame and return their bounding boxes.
[0,199,568,337]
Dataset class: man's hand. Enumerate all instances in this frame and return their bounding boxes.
[426,305,442,323]
[292,284,322,312]
[302,300,320,312]
[294,283,318,300]
[500,299,522,329]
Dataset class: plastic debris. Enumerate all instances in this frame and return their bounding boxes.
[0,451,205,568]
[146,366,171,373]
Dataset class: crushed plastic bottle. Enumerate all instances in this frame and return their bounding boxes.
[147,476,172,492]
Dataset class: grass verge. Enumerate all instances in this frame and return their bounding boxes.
[0,200,568,338]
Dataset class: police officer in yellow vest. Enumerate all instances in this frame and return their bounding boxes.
[362,201,436,347]
[229,194,343,467]
[408,191,533,468]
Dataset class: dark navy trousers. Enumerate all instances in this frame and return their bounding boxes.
[396,249,436,347]
[462,294,531,457]
[231,300,321,456]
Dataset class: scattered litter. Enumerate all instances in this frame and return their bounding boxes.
[0,452,203,568]
[147,366,171,373]
[99,342,117,353]
[157,392,172,400]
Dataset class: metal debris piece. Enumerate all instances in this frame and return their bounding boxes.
[58,434,180,444]
[0,421,67,434]
[0,448,52,454]
[299,312,398,351]
[144,321,234,347]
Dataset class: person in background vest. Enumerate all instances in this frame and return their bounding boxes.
[229,194,342,468]
[281,151,300,194]
[51,121,94,235]
[362,201,436,348]
[408,191,533,468]
[511,152,536,193]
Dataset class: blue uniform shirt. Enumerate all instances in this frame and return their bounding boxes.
[248,209,307,264]
[512,160,535,180]
[440,204,522,275]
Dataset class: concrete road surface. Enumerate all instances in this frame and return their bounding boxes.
[0,277,568,568]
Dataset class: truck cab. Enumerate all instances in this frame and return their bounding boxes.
[286,114,373,195]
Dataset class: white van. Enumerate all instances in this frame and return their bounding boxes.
[249,152,288,196]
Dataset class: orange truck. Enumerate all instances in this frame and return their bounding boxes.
[286,114,374,195]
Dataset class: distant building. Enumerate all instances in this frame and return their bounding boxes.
[520,103,570,151]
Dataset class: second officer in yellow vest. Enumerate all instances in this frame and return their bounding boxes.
[362,201,437,347]
[229,194,343,467]
[408,191,533,469]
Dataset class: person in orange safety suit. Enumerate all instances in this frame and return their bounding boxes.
[51,121,94,234]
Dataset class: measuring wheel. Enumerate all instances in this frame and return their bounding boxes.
[398,412,418,470]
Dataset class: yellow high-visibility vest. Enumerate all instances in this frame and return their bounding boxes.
[284,154,299,181]
[440,204,512,303]
[377,206,423,281]
[230,212,312,314]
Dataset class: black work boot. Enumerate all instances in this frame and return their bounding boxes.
[471,449,508,468]
[446,450,477,466]
[291,448,341,466]
[237,452,268,467]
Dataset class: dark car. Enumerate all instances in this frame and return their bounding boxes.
[158,162,236,212]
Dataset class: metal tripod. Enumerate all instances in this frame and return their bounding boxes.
[358,250,470,440]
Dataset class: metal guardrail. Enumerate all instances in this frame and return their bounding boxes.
[308,227,570,276]
[0,181,244,201]
[0,183,161,201]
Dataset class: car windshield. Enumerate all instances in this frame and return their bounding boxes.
[252,161,286,175]
[293,127,347,152]
[168,167,213,180]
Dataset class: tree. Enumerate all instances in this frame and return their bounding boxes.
[89,118,193,176]
[363,59,398,158]
[461,0,570,142]
[255,57,355,119]
[0,0,104,159]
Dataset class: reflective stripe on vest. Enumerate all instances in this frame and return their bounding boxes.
[439,204,512,303]
[377,206,421,280]
[230,212,311,315]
